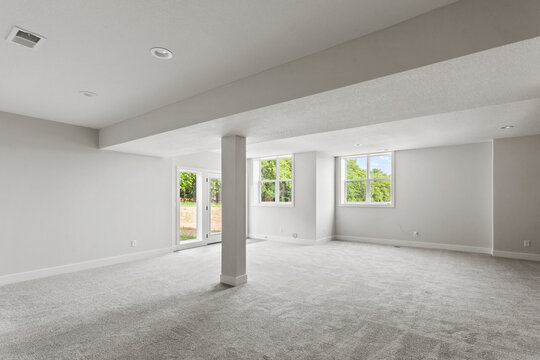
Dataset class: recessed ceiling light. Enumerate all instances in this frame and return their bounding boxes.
[150,47,173,60]
[500,125,514,130]
[354,143,362,147]
[79,91,97,97]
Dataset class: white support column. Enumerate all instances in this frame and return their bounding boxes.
[220,135,247,286]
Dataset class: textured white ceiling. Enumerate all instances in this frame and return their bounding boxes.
[0,0,456,128]
[246,98,540,158]
[106,37,540,157]
[175,98,540,161]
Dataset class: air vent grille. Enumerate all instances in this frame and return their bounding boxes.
[6,26,46,49]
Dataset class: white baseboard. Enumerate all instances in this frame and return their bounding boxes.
[315,236,333,244]
[248,233,329,245]
[220,273,247,286]
[334,235,492,255]
[492,250,540,261]
[0,247,173,287]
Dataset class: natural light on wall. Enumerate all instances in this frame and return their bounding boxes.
[254,155,294,206]
[340,152,393,206]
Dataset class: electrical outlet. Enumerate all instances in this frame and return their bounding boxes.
[131,240,137,247]
[413,231,419,238]
[524,240,531,248]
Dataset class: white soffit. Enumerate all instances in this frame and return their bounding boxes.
[105,37,540,157]
[0,0,456,128]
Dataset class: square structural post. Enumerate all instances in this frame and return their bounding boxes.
[220,135,247,286]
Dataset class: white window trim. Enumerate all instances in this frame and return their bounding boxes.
[256,154,294,207]
[338,152,395,208]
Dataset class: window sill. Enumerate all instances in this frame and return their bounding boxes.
[253,202,294,208]
[337,203,394,208]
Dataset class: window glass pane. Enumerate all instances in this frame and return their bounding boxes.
[279,181,292,202]
[179,172,197,241]
[260,160,276,180]
[261,182,276,202]
[369,154,392,179]
[346,181,366,202]
[346,157,367,180]
[279,158,292,180]
[370,180,391,202]
[210,178,221,233]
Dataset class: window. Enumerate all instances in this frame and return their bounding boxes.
[340,152,393,206]
[258,155,293,205]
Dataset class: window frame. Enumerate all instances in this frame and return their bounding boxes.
[339,152,394,208]
[257,154,294,207]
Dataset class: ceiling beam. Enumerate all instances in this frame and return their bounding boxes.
[99,0,540,149]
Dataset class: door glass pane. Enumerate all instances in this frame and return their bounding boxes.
[179,172,197,241]
[369,154,392,179]
[279,181,292,202]
[370,180,391,202]
[260,160,277,180]
[346,157,367,180]
[261,182,276,202]
[279,158,292,180]
[346,181,366,202]
[210,178,222,234]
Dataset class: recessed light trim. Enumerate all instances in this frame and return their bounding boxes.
[80,91,97,97]
[500,125,514,130]
[150,47,173,60]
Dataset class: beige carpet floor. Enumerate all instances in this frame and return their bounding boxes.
[1,240,539,359]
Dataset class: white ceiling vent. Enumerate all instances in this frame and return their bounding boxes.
[6,26,46,49]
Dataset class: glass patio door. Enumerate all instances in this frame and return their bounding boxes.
[206,174,222,244]
[178,170,203,249]
[176,168,222,250]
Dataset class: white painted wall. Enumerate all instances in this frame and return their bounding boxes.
[248,152,317,241]
[0,112,172,277]
[316,152,335,240]
[335,143,493,251]
[493,135,540,255]
[248,151,335,243]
